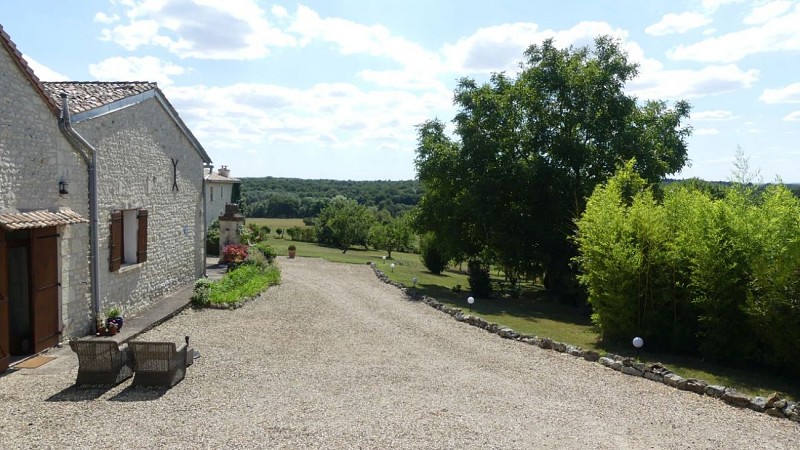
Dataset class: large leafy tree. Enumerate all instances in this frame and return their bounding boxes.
[415,36,692,297]
[369,215,414,258]
[315,196,375,253]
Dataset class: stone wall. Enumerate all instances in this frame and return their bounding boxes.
[0,44,92,337]
[370,263,800,424]
[73,96,205,317]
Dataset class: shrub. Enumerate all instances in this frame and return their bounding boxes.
[468,260,492,298]
[191,278,214,307]
[302,217,314,226]
[222,243,249,265]
[259,225,271,240]
[252,242,277,264]
[207,264,281,306]
[206,220,220,256]
[419,233,448,274]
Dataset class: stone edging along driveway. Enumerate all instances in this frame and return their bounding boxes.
[369,263,800,424]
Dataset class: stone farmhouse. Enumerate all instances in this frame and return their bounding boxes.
[0,24,212,372]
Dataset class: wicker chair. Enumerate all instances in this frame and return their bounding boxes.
[69,340,133,386]
[128,341,192,387]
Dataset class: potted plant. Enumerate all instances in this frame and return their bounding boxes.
[105,306,124,332]
[95,316,108,336]
[288,244,296,258]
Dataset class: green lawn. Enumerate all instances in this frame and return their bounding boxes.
[245,218,309,237]
[259,233,797,400]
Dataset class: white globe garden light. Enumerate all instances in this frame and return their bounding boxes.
[467,296,475,312]
[632,336,644,361]
[412,277,417,287]
[390,263,396,272]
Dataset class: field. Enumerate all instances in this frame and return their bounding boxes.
[251,220,798,400]
[245,218,308,234]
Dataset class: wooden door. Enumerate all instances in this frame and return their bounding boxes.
[0,229,8,372]
[31,227,59,352]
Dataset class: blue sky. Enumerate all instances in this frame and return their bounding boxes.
[2,1,799,181]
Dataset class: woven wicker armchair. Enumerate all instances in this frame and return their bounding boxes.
[128,341,192,387]
[69,340,133,386]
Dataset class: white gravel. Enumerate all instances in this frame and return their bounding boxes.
[1,257,798,449]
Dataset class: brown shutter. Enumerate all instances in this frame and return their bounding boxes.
[137,209,148,263]
[0,230,9,372]
[110,211,122,272]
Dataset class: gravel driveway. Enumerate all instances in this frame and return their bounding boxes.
[1,257,798,449]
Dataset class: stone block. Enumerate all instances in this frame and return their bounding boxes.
[583,351,600,362]
[622,366,643,377]
[722,391,751,408]
[705,385,726,398]
[748,397,767,412]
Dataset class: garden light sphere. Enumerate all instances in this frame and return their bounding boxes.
[632,337,644,349]
[467,296,475,305]
[390,263,396,272]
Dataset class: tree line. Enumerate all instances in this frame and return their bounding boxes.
[239,177,422,219]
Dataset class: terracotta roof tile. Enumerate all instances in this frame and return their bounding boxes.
[41,81,157,114]
[0,208,88,230]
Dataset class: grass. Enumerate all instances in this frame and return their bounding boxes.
[256,230,798,400]
[206,264,281,306]
[245,218,309,234]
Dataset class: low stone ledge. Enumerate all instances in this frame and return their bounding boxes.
[368,262,799,424]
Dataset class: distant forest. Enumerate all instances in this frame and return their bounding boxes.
[238,176,799,219]
[239,177,423,218]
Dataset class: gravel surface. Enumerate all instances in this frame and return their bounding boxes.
[1,257,798,449]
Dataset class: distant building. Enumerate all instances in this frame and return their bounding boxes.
[204,165,241,228]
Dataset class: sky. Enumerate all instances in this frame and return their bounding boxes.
[1,1,799,182]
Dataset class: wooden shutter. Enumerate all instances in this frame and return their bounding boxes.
[31,227,60,352]
[0,230,9,372]
[137,209,148,263]
[109,211,122,272]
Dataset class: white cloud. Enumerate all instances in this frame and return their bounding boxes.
[94,12,120,24]
[668,4,800,62]
[22,55,69,81]
[629,63,759,99]
[288,5,440,71]
[760,82,800,104]
[89,56,187,86]
[442,21,628,74]
[645,12,712,36]
[702,0,747,13]
[99,0,296,59]
[695,127,720,135]
[692,110,737,120]
[743,0,792,24]
[163,80,453,157]
[271,5,289,19]
[784,111,800,121]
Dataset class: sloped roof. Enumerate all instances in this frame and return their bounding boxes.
[42,81,212,164]
[204,168,240,183]
[42,81,156,114]
[0,24,60,115]
[0,208,88,230]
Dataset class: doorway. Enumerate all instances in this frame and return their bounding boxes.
[0,226,60,372]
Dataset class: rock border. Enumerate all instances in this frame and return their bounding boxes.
[369,263,799,424]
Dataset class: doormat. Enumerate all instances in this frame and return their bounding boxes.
[14,356,56,369]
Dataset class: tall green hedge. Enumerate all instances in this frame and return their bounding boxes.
[575,162,800,373]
